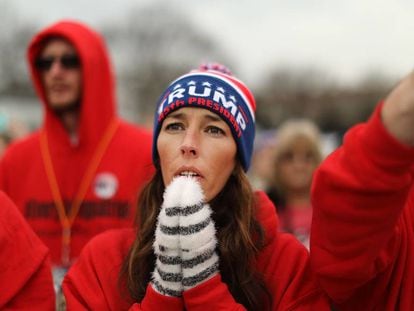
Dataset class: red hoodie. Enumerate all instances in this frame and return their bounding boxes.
[310,103,414,310]
[62,191,330,310]
[0,191,55,310]
[0,20,154,266]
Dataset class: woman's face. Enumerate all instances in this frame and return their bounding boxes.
[277,137,319,192]
[157,107,237,202]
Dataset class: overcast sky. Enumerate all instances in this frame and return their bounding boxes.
[10,0,414,87]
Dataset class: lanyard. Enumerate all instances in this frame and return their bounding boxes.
[40,118,119,266]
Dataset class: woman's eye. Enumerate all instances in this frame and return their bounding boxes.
[206,126,225,136]
[164,122,184,131]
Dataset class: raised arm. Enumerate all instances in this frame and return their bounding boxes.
[310,71,414,308]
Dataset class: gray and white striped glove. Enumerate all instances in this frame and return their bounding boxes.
[176,177,219,291]
[152,177,184,297]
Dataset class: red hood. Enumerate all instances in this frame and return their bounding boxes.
[254,190,278,246]
[27,19,117,148]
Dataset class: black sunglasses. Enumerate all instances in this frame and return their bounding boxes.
[34,54,80,71]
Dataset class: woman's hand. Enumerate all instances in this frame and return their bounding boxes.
[174,177,219,290]
[152,176,219,297]
[152,178,184,297]
[382,71,414,145]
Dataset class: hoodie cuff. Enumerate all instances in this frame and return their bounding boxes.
[137,284,183,310]
[183,274,243,310]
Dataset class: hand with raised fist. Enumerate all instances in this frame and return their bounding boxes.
[382,71,414,145]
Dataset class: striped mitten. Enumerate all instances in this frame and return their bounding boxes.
[176,176,219,290]
[151,177,184,297]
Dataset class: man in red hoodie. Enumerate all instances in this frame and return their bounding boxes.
[0,191,55,310]
[311,70,414,310]
[0,19,154,290]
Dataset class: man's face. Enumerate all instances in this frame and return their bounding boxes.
[35,38,82,110]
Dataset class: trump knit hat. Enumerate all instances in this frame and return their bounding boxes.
[153,63,256,171]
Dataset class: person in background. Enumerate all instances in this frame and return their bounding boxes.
[310,69,414,310]
[0,19,154,293]
[266,119,323,249]
[0,191,55,310]
[62,63,331,310]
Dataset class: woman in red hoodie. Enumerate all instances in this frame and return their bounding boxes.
[0,191,55,310]
[63,64,330,310]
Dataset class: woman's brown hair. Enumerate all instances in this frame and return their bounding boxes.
[120,162,272,310]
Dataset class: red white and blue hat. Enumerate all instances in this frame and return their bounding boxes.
[153,63,256,171]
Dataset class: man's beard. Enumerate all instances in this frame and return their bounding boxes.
[50,100,81,116]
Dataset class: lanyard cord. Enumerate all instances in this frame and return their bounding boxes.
[40,118,119,266]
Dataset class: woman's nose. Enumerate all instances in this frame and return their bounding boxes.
[180,145,197,156]
[179,131,198,157]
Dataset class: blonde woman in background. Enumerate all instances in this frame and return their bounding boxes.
[267,119,323,249]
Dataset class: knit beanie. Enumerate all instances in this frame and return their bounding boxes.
[152,64,256,171]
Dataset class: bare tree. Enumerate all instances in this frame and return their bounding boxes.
[0,1,39,97]
[255,67,392,133]
[102,4,231,125]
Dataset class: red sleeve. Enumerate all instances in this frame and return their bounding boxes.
[183,274,246,311]
[310,102,414,303]
[129,285,183,311]
[263,234,331,311]
[0,191,55,310]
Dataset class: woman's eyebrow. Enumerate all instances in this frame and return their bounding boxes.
[203,113,223,122]
[166,111,185,120]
